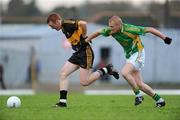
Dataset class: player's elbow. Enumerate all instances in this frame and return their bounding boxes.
[145,27,155,33]
[79,21,87,27]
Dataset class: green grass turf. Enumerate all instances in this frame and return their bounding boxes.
[0,93,180,120]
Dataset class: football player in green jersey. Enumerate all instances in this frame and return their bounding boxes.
[47,13,119,108]
[86,16,172,107]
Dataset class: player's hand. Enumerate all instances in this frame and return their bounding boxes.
[164,37,172,45]
[85,38,88,43]
[136,56,143,64]
[136,52,142,62]
[80,35,88,44]
[85,38,92,44]
[85,37,90,43]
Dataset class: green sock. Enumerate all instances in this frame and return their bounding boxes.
[153,93,161,101]
[134,89,141,97]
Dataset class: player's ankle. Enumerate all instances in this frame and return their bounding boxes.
[97,67,108,76]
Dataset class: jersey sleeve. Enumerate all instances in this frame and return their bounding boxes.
[125,24,147,35]
[99,27,111,37]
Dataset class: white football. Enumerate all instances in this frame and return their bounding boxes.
[7,96,21,108]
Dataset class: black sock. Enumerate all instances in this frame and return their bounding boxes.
[98,67,108,76]
[60,90,67,100]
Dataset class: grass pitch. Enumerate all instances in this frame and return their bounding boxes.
[0,93,180,120]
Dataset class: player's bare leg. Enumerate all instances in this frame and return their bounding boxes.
[79,64,119,86]
[121,63,140,93]
[121,63,144,106]
[59,61,79,90]
[79,68,101,86]
[55,61,79,108]
[132,70,155,96]
[132,70,166,107]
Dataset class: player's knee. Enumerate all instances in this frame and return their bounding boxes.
[137,82,144,89]
[80,80,89,86]
[60,71,67,80]
[121,70,129,79]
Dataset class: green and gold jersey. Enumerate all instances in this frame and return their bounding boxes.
[100,23,147,58]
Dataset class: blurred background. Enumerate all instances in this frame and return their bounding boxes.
[0,0,180,94]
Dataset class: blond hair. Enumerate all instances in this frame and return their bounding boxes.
[109,16,122,25]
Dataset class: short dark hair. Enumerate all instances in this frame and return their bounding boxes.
[46,13,61,24]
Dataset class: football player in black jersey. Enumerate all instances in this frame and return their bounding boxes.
[47,13,119,108]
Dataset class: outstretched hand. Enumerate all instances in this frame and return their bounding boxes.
[164,37,172,45]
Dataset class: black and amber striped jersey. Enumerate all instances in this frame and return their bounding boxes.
[61,19,89,51]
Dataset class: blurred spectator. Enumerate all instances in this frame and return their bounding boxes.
[26,60,41,83]
[0,64,6,89]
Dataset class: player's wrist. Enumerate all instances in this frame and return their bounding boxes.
[85,38,90,43]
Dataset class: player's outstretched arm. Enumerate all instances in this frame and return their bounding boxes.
[85,30,101,43]
[145,27,172,45]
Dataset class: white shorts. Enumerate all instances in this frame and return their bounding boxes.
[126,49,145,70]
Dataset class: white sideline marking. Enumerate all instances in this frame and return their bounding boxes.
[0,89,35,95]
[84,89,180,95]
